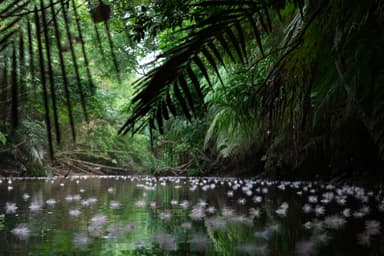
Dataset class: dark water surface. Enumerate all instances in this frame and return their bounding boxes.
[0,176,383,255]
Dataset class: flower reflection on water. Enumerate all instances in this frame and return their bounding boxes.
[0,176,383,255]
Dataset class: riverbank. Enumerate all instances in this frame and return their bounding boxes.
[1,149,384,185]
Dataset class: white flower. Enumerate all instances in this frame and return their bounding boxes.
[88,197,98,204]
[46,199,57,206]
[91,214,107,226]
[276,208,288,217]
[336,197,346,205]
[150,201,157,208]
[205,217,226,230]
[323,215,346,229]
[302,204,312,213]
[222,207,235,218]
[276,202,289,217]
[308,196,318,204]
[81,200,90,207]
[22,193,30,201]
[253,196,263,203]
[189,207,205,220]
[249,207,261,218]
[5,202,17,214]
[237,198,246,205]
[135,200,146,208]
[11,224,30,239]
[342,208,351,217]
[315,205,325,216]
[29,202,42,212]
[303,221,312,229]
[69,209,81,217]
[159,210,172,220]
[181,222,192,229]
[110,200,121,209]
[179,200,189,209]
[65,195,73,202]
[206,206,216,214]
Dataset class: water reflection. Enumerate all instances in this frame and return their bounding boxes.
[0,176,383,255]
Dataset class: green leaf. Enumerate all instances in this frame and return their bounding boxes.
[0,132,6,145]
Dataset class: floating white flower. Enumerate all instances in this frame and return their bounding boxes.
[29,202,42,212]
[69,209,81,217]
[252,196,263,204]
[249,207,261,218]
[87,197,98,204]
[206,206,216,214]
[22,193,30,201]
[181,222,192,230]
[91,214,107,226]
[342,208,351,217]
[65,195,73,202]
[159,210,172,220]
[323,215,346,229]
[11,224,30,239]
[206,217,226,230]
[46,199,57,206]
[179,200,189,209]
[308,196,318,204]
[5,202,17,214]
[237,198,246,205]
[110,200,121,209]
[222,207,235,218]
[135,200,146,208]
[189,207,205,220]
[275,202,289,217]
[303,221,312,230]
[302,204,312,213]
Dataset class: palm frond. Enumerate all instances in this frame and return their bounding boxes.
[120,0,305,134]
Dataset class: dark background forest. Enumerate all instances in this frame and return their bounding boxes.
[0,0,383,182]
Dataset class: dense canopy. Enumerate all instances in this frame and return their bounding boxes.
[0,0,383,178]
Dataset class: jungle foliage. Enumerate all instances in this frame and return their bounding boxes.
[120,0,384,177]
[0,0,383,177]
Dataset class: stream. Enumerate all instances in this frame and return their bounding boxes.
[0,175,383,255]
